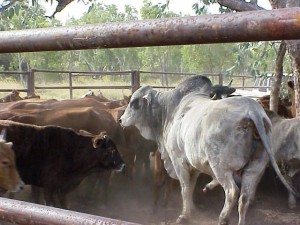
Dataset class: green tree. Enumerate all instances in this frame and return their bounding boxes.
[64,3,140,73]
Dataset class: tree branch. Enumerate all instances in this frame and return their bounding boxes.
[216,0,265,11]
[0,0,21,14]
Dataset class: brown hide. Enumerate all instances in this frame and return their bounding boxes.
[257,95,293,118]
[152,150,176,213]
[6,98,108,111]
[0,141,24,194]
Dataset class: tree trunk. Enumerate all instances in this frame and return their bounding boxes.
[285,0,300,117]
[270,41,286,112]
[286,40,300,117]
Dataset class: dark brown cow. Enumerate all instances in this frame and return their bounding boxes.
[1,106,132,204]
[0,120,124,209]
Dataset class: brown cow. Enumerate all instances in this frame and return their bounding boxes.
[5,97,108,111]
[0,120,125,209]
[0,90,23,103]
[152,150,177,213]
[81,90,131,109]
[257,95,293,118]
[0,130,24,195]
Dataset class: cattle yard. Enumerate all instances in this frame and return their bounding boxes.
[0,6,300,225]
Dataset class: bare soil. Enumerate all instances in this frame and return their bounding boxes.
[5,167,300,225]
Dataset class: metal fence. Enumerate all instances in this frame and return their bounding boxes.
[0,6,299,225]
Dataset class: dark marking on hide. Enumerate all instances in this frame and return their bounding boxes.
[237,118,260,140]
[237,117,270,140]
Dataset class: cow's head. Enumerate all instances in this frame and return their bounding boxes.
[119,86,157,141]
[79,130,125,172]
[0,129,24,195]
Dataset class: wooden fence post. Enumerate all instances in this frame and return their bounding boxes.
[219,73,223,85]
[27,69,35,96]
[69,72,73,99]
[131,70,140,94]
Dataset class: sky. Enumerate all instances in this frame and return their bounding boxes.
[42,0,272,24]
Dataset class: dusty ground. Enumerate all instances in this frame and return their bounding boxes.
[3,167,300,225]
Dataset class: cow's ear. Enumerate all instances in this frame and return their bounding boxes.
[92,132,108,148]
[92,137,103,148]
[5,142,12,148]
[143,93,152,105]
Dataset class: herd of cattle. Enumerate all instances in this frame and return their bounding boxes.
[0,76,299,225]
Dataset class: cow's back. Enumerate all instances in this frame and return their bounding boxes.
[175,95,268,171]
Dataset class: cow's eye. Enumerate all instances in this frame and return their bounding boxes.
[130,99,140,110]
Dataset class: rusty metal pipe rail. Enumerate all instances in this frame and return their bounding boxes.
[0,197,140,225]
[0,8,300,53]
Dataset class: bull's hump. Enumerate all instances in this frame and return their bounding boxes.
[177,75,212,96]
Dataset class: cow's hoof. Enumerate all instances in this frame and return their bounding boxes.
[288,202,296,209]
[175,215,189,224]
[99,204,107,210]
[218,218,229,225]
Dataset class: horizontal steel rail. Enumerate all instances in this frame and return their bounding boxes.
[0,197,140,225]
[0,8,300,53]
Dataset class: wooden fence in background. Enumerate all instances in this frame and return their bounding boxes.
[0,69,256,98]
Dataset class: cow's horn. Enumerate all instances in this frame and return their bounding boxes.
[211,93,217,100]
[227,79,233,87]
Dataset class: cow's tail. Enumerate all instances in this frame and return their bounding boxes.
[250,111,300,197]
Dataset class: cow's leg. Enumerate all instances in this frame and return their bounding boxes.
[43,188,56,207]
[288,191,297,209]
[216,172,239,225]
[162,176,175,207]
[153,167,164,213]
[238,150,268,225]
[31,185,42,204]
[58,191,70,209]
[176,170,199,224]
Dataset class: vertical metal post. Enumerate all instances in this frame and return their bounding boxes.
[69,72,73,99]
[242,77,245,90]
[131,70,140,94]
[27,69,35,96]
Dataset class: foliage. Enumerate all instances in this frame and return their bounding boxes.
[0,0,292,88]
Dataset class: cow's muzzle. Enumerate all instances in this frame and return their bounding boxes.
[116,163,126,173]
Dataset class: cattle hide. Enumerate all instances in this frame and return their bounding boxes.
[120,75,296,225]
[0,120,124,209]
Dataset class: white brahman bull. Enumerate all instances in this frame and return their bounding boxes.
[119,75,296,225]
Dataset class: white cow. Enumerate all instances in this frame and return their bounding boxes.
[119,75,296,225]
[265,110,300,209]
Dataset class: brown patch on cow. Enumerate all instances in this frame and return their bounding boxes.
[237,118,259,140]
[237,117,270,140]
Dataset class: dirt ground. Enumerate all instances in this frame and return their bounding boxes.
[4,166,300,225]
